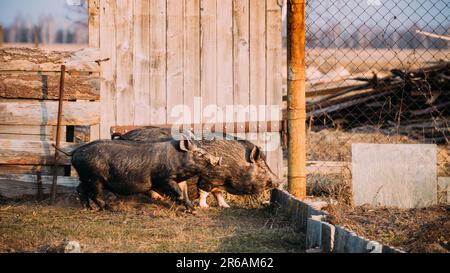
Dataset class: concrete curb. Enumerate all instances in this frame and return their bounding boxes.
[271,189,406,253]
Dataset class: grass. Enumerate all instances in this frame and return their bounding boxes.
[0,194,304,253]
[325,204,450,253]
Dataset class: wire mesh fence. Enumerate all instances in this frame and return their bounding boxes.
[300,0,449,204]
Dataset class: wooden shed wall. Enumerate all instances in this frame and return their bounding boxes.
[89,0,283,176]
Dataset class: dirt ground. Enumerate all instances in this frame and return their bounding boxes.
[0,194,304,253]
[325,204,450,253]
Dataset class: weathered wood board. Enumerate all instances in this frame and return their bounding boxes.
[0,101,100,126]
[0,47,103,73]
[0,165,66,176]
[0,140,80,165]
[0,174,79,199]
[0,73,100,100]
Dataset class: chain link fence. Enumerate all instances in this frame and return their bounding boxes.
[297,0,450,204]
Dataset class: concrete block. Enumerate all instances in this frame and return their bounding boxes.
[345,233,371,253]
[352,144,437,208]
[333,225,351,253]
[367,241,383,253]
[321,221,335,253]
[306,216,324,250]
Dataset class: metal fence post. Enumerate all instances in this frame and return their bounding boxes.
[287,0,307,199]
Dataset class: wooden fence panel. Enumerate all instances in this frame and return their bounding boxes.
[133,0,151,125]
[93,0,283,174]
[266,0,284,176]
[149,0,167,126]
[99,0,117,138]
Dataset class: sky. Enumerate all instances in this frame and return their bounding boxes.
[0,0,85,26]
[0,0,448,30]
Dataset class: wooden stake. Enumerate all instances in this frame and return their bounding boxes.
[287,0,307,199]
[34,27,39,48]
[0,25,3,48]
[51,65,66,203]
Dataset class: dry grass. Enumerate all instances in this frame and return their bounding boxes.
[0,194,304,253]
[325,204,450,253]
[306,129,449,177]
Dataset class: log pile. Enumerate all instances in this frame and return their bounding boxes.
[307,62,450,144]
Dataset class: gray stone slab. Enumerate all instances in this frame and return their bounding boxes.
[345,233,371,253]
[333,226,351,253]
[306,216,323,250]
[367,241,383,253]
[352,144,437,208]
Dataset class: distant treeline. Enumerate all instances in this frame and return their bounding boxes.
[306,23,450,49]
[1,13,88,45]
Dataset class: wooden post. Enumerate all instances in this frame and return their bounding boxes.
[287,0,307,199]
[51,65,66,203]
[0,25,3,48]
[34,27,39,48]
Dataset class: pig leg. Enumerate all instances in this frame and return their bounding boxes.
[147,190,166,201]
[76,184,92,210]
[198,190,210,208]
[178,181,190,202]
[166,180,195,212]
[90,181,108,211]
[212,191,231,208]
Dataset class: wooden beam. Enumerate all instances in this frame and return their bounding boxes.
[0,73,100,100]
[0,165,66,176]
[0,174,79,199]
[110,121,285,138]
[0,47,104,73]
[0,140,80,165]
[0,101,100,126]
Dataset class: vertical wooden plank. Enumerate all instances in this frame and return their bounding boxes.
[150,0,167,125]
[266,0,283,177]
[249,0,266,145]
[200,0,217,126]
[217,0,234,136]
[184,0,201,132]
[133,0,151,125]
[89,124,100,141]
[88,0,100,48]
[167,0,185,124]
[99,0,117,138]
[233,0,250,140]
[115,0,134,125]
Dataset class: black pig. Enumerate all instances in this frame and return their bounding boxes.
[69,137,220,211]
[120,128,281,208]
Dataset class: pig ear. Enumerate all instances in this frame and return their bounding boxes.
[250,146,261,163]
[209,156,222,167]
[179,135,193,152]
